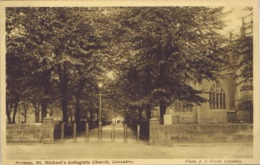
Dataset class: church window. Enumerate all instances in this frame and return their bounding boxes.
[209,82,226,110]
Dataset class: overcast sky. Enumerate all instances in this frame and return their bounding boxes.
[221,7,252,36]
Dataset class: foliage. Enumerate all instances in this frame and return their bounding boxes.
[6,8,114,123]
[110,7,227,117]
[232,7,253,91]
[7,7,244,124]
[237,98,253,122]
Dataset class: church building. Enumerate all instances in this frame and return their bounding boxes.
[168,18,252,124]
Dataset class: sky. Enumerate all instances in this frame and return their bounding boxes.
[221,7,252,36]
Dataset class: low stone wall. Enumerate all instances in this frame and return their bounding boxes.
[158,124,253,144]
[7,117,54,143]
[7,123,43,142]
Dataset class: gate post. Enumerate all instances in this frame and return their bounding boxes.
[73,122,77,143]
[42,116,54,144]
[124,124,128,143]
[137,124,140,143]
[149,117,160,145]
[111,124,115,142]
[85,122,89,142]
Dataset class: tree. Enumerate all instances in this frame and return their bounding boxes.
[237,98,253,122]
[6,7,117,123]
[6,9,36,123]
[233,8,253,91]
[111,7,227,118]
[6,8,56,122]
[6,7,230,124]
[231,8,253,123]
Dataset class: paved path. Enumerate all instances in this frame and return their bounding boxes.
[62,124,145,144]
[6,142,253,160]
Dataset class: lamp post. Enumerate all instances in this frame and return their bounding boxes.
[97,78,104,142]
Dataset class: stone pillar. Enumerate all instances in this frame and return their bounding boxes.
[85,122,89,142]
[195,105,200,124]
[137,124,140,142]
[124,124,128,143]
[149,117,160,145]
[41,116,54,144]
[111,124,115,142]
[73,122,77,143]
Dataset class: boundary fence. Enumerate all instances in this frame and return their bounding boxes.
[54,121,98,139]
[172,116,251,124]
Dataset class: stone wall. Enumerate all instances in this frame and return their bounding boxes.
[6,123,43,142]
[149,122,253,145]
[6,117,54,143]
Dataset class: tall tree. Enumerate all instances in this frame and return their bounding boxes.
[233,8,253,91]
[111,7,227,117]
[6,7,116,123]
[232,8,253,122]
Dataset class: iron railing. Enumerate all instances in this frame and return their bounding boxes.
[172,116,251,124]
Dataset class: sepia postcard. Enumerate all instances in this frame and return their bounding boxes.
[0,0,259,165]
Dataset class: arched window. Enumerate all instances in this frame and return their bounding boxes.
[209,82,226,110]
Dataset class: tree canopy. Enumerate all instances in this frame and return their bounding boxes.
[232,7,253,91]
[6,7,251,124]
[108,7,227,117]
[6,7,114,123]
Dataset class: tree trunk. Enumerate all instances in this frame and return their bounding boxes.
[75,79,84,123]
[160,101,167,123]
[6,101,12,124]
[22,103,29,123]
[90,110,93,122]
[61,98,68,123]
[89,110,93,127]
[146,104,151,121]
[75,95,80,123]
[249,111,253,123]
[35,111,40,123]
[41,100,47,121]
[41,69,51,120]
[58,63,69,123]
[138,108,142,123]
[158,52,168,123]
[12,102,19,124]
[24,110,27,123]
[70,114,73,122]
[145,66,152,122]
[158,57,167,87]
[34,103,40,123]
